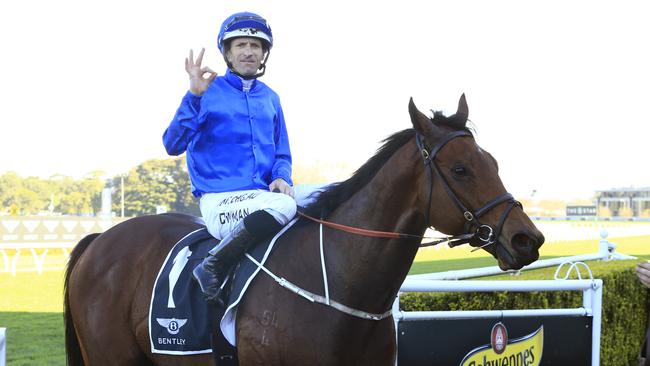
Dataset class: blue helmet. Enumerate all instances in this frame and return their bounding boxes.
[217,12,273,54]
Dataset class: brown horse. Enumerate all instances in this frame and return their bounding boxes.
[64,95,544,365]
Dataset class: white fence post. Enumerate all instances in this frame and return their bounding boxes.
[0,327,6,366]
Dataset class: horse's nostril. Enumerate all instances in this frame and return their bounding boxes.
[512,232,541,250]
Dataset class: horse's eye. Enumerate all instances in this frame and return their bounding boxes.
[452,165,467,176]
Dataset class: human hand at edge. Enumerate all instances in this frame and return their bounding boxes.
[269,178,294,198]
[185,48,217,96]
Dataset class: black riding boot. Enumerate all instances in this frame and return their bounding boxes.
[193,210,283,306]
[192,220,253,306]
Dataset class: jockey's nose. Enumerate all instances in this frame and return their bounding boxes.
[242,42,255,56]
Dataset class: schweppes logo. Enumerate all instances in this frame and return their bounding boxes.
[460,323,543,366]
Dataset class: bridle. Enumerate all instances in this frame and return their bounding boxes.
[415,130,521,250]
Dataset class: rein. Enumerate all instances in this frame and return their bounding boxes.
[296,211,474,248]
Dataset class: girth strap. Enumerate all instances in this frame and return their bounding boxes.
[244,253,392,321]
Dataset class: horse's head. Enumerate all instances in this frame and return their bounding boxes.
[409,95,544,270]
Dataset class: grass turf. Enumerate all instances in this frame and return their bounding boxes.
[0,312,65,366]
[0,270,66,366]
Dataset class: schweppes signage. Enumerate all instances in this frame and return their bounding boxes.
[459,322,543,366]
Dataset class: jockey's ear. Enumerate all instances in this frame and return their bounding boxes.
[409,97,443,140]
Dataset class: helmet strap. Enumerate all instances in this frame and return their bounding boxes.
[224,50,271,80]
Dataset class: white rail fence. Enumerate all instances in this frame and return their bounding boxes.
[411,229,636,281]
[0,327,5,366]
[0,216,126,275]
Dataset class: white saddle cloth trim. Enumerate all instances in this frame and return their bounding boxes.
[220,218,298,346]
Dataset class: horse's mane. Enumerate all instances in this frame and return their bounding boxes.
[302,111,471,218]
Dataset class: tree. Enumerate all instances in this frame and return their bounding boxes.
[0,172,105,215]
[13,187,43,215]
[111,157,198,216]
[59,191,88,215]
[0,172,22,213]
[167,158,199,215]
[45,174,103,215]
[23,176,53,209]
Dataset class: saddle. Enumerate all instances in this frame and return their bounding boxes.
[149,227,238,365]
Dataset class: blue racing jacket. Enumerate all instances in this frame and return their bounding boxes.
[163,69,293,197]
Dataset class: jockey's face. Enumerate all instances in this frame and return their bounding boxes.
[226,37,264,77]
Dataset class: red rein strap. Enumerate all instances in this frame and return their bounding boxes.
[296,211,475,247]
[297,211,405,239]
[296,211,433,240]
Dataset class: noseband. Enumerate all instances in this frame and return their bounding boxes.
[416,131,521,250]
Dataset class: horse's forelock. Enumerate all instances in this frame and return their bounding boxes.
[431,110,472,132]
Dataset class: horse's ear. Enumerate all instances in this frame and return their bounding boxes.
[409,97,442,138]
[455,93,469,125]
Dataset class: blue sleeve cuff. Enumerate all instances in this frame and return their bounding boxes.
[272,167,293,186]
[177,91,203,130]
[184,91,202,110]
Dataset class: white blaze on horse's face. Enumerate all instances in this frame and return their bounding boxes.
[226,37,264,76]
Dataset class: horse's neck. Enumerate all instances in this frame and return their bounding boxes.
[327,140,426,310]
[338,140,425,235]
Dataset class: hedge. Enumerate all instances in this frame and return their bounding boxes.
[400,260,650,366]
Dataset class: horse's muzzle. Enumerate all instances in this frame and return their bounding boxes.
[496,230,545,270]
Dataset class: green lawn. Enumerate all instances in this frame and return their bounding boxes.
[0,271,66,366]
[0,312,64,366]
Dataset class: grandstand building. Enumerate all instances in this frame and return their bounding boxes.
[595,187,650,217]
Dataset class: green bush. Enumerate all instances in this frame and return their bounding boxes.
[400,260,649,366]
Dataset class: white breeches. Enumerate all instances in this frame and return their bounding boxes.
[199,183,328,240]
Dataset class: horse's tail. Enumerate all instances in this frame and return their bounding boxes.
[64,232,101,366]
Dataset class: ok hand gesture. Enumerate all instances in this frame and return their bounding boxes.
[185,48,217,96]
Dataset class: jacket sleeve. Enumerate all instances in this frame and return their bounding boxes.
[162,91,204,156]
[271,101,293,185]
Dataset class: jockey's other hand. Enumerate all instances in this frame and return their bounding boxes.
[186,48,217,96]
[269,178,294,198]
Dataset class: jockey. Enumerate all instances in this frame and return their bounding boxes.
[163,11,296,306]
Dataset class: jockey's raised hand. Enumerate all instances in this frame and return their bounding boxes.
[185,48,217,96]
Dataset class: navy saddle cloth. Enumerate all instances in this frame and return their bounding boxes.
[149,227,216,355]
[149,221,288,354]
